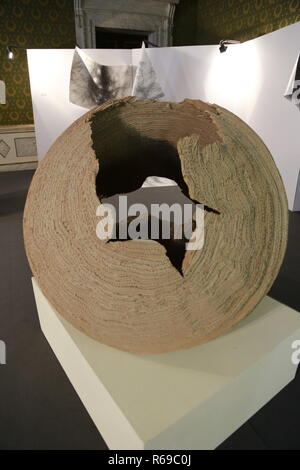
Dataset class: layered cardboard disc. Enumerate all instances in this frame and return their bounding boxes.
[24,98,288,353]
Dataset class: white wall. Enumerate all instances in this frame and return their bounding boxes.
[28,21,300,210]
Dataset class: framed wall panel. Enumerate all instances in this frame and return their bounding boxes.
[0,125,38,172]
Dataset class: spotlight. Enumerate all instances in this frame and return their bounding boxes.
[7,46,14,60]
[6,45,25,60]
[219,39,241,53]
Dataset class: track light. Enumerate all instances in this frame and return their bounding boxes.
[6,45,25,60]
[219,43,227,53]
[219,39,241,53]
[7,46,14,60]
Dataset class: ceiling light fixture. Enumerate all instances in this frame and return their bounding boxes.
[6,45,25,60]
[219,39,241,53]
[6,46,14,60]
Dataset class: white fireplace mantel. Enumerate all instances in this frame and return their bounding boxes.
[74,0,180,48]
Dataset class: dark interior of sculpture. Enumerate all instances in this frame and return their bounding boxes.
[91,105,220,274]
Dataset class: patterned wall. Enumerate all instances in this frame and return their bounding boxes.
[174,0,300,46]
[0,0,76,126]
[173,0,198,46]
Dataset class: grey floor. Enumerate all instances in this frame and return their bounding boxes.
[0,170,299,450]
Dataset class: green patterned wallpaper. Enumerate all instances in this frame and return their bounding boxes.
[174,0,300,46]
[0,0,75,126]
[173,0,198,47]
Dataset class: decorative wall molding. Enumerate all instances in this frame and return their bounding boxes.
[0,124,38,171]
[0,140,10,159]
[15,137,37,158]
[74,0,180,48]
[0,80,5,105]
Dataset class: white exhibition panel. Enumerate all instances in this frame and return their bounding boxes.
[28,21,300,210]
[132,22,300,211]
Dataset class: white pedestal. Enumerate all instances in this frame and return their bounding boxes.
[32,277,300,450]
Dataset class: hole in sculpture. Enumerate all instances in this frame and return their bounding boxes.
[91,107,220,275]
[102,183,198,275]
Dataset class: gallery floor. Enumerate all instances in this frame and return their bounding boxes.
[0,170,299,450]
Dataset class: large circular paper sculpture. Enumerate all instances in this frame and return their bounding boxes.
[24,98,288,353]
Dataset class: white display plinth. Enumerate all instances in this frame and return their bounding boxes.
[32,277,300,450]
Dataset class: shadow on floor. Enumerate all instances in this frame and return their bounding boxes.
[0,190,28,216]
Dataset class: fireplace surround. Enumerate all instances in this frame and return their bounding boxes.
[74,0,180,48]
